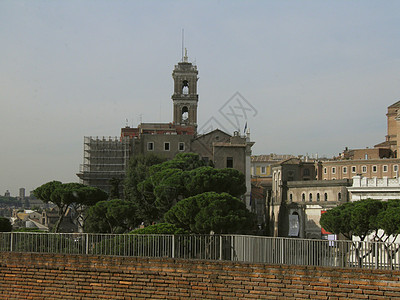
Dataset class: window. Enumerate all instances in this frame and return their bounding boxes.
[261,166,266,174]
[324,193,328,201]
[352,166,356,173]
[372,165,377,173]
[365,154,368,160]
[289,194,293,202]
[394,165,398,172]
[362,165,367,173]
[317,193,320,202]
[182,80,189,94]
[343,167,347,174]
[324,167,327,174]
[383,165,388,172]
[332,167,336,174]
[302,193,305,202]
[309,193,312,202]
[338,192,342,201]
[226,157,233,168]
[303,168,310,176]
[181,106,189,122]
[164,142,170,151]
[147,142,154,151]
[178,142,185,151]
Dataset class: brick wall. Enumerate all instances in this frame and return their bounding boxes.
[1,252,400,299]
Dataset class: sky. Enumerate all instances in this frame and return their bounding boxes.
[1,1,400,195]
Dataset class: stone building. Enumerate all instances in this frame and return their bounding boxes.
[374,100,400,155]
[269,157,352,238]
[283,180,352,239]
[77,53,254,208]
[269,100,400,238]
[321,158,400,180]
[320,101,400,181]
[270,158,320,237]
[251,154,296,178]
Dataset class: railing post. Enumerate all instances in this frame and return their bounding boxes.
[10,232,13,252]
[219,235,223,260]
[171,235,175,258]
[85,233,89,255]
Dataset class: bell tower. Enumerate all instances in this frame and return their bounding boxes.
[172,49,198,129]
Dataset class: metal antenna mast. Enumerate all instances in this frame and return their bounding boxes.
[181,29,184,61]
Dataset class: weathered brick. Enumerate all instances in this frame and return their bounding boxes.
[2,252,400,299]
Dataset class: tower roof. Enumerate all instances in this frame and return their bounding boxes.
[388,100,400,108]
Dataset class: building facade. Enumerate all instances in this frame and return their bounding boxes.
[269,157,352,238]
[348,175,400,202]
[321,158,400,180]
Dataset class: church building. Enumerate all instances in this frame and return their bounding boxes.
[77,52,254,209]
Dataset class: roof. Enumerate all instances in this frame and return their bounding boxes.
[287,179,353,188]
[389,100,400,108]
[280,157,302,165]
[213,142,246,148]
[195,128,231,139]
[374,140,394,148]
[251,154,296,162]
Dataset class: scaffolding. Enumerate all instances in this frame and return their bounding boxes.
[77,136,131,193]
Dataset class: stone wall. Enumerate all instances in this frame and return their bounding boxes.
[1,252,400,299]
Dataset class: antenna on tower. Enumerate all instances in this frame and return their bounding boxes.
[181,29,184,61]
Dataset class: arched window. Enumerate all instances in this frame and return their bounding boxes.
[302,193,305,202]
[338,192,342,201]
[309,193,312,202]
[181,106,189,122]
[182,80,189,94]
[317,193,320,201]
[324,193,328,201]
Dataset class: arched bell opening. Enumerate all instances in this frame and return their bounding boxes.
[181,106,189,122]
[182,80,189,94]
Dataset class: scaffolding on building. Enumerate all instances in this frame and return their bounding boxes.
[77,136,131,193]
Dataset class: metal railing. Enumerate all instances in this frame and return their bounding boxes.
[1,232,400,270]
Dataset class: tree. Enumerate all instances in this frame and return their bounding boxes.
[184,166,246,198]
[377,199,400,240]
[33,181,108,232]
[320,199,386,268]
[125,152,249,226]
[124,154,167,224]
[137,159,246,222]
[376,200,400,268]
[109,177,121,199]
[164,192,256,234]
[130,223,188,234]
[85,199,138,233]
[320,199,384,241]
[125,153,205,224]
[0,217,12,232]
[149,152,206,174]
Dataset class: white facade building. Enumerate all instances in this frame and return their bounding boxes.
[348,175,400,202]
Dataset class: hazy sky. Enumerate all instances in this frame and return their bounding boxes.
[1,1,400,195]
